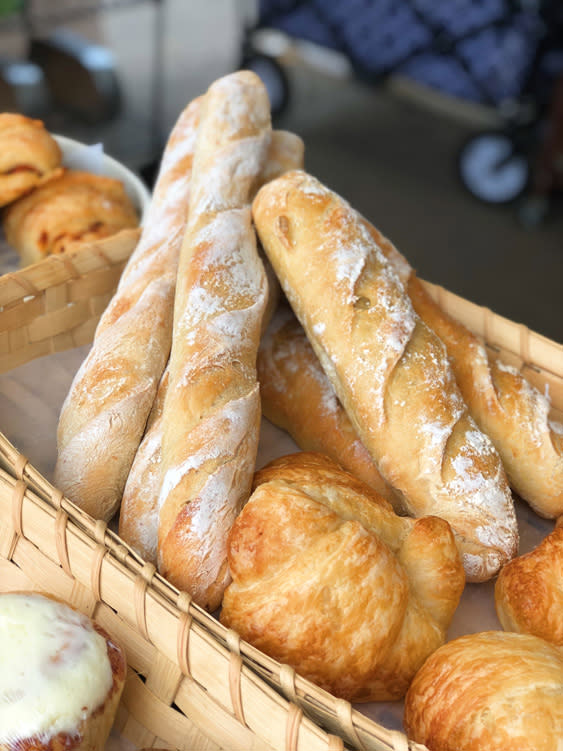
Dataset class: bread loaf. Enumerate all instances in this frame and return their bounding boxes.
[157,71,271,610]
[221,452,465,702]
[252,170,518,582]
[119,129,303,565]
[404,630,563,751]
[0,113,62,207]
[494,516,563,645]
[361,218,563,518]
[54,96,202,521]
[0,592,126,751]
[258,303,399,502]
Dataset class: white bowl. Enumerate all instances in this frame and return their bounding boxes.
[54,134,152,223]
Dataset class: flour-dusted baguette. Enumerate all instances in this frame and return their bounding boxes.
[54,97,202,521]
[361,219,563,518]
[253,170,518,582]
[157,71,271,610]
[258,303,400,503]
[119,129,303,565]
[406,277,563,518]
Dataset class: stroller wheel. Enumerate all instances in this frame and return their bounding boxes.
[240,53,290,117]
[458,132,530,204]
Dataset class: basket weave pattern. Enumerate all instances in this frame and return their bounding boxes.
[0,260,562,749]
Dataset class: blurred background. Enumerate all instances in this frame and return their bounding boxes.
[1,0,562,341]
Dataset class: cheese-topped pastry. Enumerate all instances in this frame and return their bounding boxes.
[0,113,62,207]
[0,592,126,750]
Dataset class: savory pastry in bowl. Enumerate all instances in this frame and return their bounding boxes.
[0,113,62,207]
[0,591,126,751]
[3,168,139,266]
[404,630,563,751]
[220,452,465,702]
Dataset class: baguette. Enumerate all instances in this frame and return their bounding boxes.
[362,219,563,518]
[119,129,303,565]
[54,97,202,521]
[157,71,271,610]
[258,303,400,503]
[252,170,518,582]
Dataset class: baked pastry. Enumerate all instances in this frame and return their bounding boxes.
[0,591,126,751]
[119,130,303,565]
[220,452,465,702]
[494,517,563,645]
[359,218,563,517]
[252,170,518,582]
[258,303,399,503]
[0,113,62,207]
[55,96,202,521]
[157,71,271,611]
[3,168,139,267]
[404,630,563,751]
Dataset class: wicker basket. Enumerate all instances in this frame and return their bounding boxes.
[0,266,562,750]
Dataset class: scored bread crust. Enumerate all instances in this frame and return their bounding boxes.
[258,303,400,503]
[54,97,202,521]
[118,130,303,565]
[0,113,62,207]
[157,71,271,610]
[361,218,563,518]
[252,169,518,582]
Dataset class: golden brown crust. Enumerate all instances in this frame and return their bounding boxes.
[221,452,465,702]
[495,522,563,645]
[55,97,202,521]
[3,169,139,267]
[0,113,62,207]
[252,170,518,582]
[407,274,563,518]
[157,72,271,610]
[404,631,563,751]
[257,303,401,503]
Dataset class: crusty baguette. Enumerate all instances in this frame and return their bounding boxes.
[252,170,518,582]
[258,303,400,503]
[54,97,202,521]
[119,129,303,565]
[494,516,563,645]
[157,71,271,610]
[362,219,563,518]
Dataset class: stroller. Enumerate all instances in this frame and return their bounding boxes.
[241,0,563,222]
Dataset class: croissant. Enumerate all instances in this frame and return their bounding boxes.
[220,452,465,702]
[494,517,563,645]
[0,113,62,207]
[404,630,563,751]
[3,169,139,266]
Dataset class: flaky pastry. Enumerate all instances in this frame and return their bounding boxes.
[0,113,62,207]
[220,452,465,702]
[495,517,563,645]
[3,169,139,266]
[404,630,563,751]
